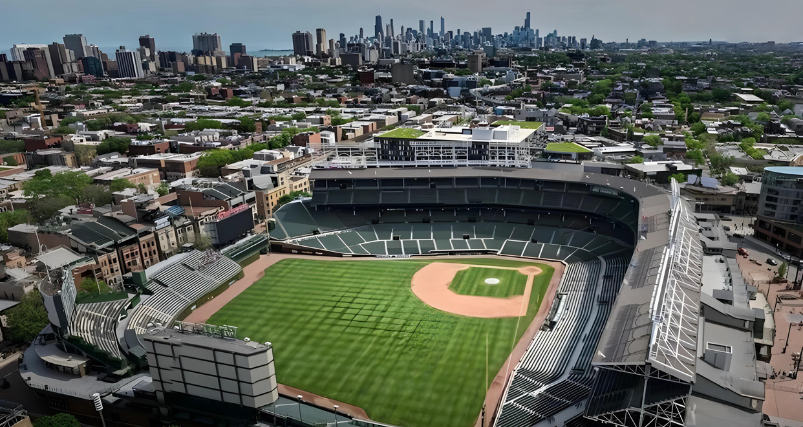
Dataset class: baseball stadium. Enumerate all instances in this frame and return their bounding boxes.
[27,166,712,427]
[187,166,701,427]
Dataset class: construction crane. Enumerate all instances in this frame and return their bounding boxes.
[20,84,46,129]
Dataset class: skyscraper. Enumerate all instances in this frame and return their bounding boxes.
[430,21,434,37]
[375,15,383,39]
[316,28,327,57]
[63,34,88,59]
[115,47,143,78]
[292,31,314,56]
[23,48,53,80]
[139,35,157,61]
[230,43,246,65]
[525,12,531,29]
[10,44,48,62]
[339,33,347,50]
[389,19,394,38]
[440,17,445,38]
[191,33,223,56]
[419,20,425,37]
[482,27,493,41]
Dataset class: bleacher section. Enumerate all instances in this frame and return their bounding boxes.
[126,251,242,335]
[494,256,629,427]
[70,299,129,359]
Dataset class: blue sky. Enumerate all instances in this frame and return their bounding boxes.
[2,0,801,52]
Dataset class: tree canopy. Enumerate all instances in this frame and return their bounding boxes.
[23,170,92,223]
[0,210,28,243]
[6,290,49,343]
[642,134,662,147]
[110,178,135,192]
[33,413,81,427]
[96,137,131,155]
[721,172,739,186]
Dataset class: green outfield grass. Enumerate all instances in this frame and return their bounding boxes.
[208,258,554,427]
[449,267,528,298]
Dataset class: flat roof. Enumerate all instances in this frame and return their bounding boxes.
[34,247,86,269]
[142,327,270,355]
[492,120,544,129]
[379,128,427,139]
[545,142,592,153]
[765,166,803,176]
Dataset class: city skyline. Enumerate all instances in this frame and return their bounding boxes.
[2,0,802,52]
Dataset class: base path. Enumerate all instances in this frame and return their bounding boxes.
[411,263,543,318]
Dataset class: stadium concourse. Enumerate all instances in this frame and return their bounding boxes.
[264,167,764,427]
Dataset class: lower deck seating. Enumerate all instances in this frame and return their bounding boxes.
[495,256,630,427]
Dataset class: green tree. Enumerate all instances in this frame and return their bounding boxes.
[0,140,25,155]
[156,181,170,197]
[709,154,733,174]
[190,74,207,81]
[777,99,794,112]
[51,126,75,135]
[690,121,706,136]
[627,156,644,164]
[721,172,739,186]
[137,183,148,194]
[0,210,28,243]
[238,117,256,132]
[96,137,131,155]
[5,290,49,343]
[291,111,307,121]
[23,170,92,223]
[193,232,212,250]
[226,97,250,107]
[778,262,787,280]
[197,149,237,177]
[277,191,312,208]
[175,82,194,92]
[642,134,662,147]
[81,184,112,207]
[184,119,224,132]
[686,149,705,166]
[669,173,687,183]
[110,178,135,192]
[756,112,771,123]
[33,413,81,427]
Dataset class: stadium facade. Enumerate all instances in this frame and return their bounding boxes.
[268,167,767,427]
[21,162,768,427]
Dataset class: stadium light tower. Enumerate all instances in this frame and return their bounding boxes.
[297,395,303,422]
[333,404,339,425]
[93,393,107,427]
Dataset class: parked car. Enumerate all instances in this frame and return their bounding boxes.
[723,226,731,231]
[767,258,778,266]
[733,233,744,238]
[720,216,732,221]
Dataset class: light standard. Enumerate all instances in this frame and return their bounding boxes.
[333,404,339,426]
[92,393,107,427]
[297,395,303,423]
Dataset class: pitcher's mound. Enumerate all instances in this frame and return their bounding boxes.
[411,262,543,318]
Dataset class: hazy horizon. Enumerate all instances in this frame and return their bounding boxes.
[2,0,801,52]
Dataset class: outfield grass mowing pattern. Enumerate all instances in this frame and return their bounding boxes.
[208,258,553,427]
[448,267,528,298]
